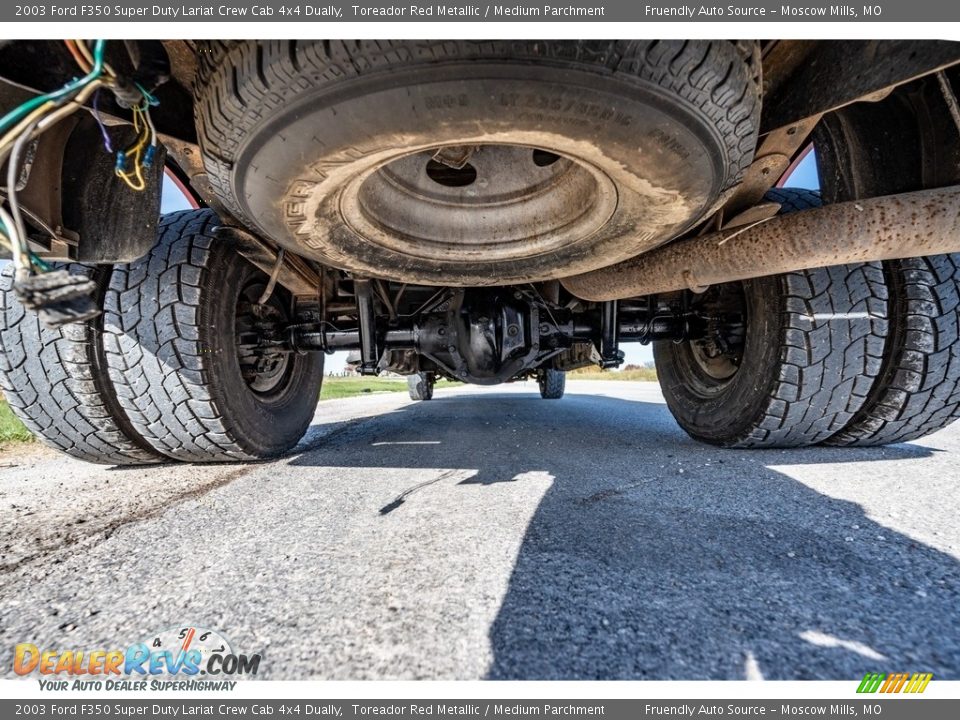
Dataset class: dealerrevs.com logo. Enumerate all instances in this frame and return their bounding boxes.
[14,626,261,691]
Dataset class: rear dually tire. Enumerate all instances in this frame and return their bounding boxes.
[103,209,325,463]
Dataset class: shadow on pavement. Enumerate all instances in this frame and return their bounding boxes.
[288,389,960,680]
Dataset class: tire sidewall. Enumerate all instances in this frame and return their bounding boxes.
[231,63,729,284]
[201,242,324,456]
[654,276,783,445]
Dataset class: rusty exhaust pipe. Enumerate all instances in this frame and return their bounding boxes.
[561,186,960,301]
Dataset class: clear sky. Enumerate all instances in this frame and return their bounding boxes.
[160,148,821,373]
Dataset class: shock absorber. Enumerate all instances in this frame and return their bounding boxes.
[353,279,379,375]
[599,300,622,368]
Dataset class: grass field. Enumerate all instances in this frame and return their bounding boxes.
[320,376,408,399]
[568,368,659,382]
[0,400,33,447]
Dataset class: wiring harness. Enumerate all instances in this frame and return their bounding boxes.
[0,40,161,326]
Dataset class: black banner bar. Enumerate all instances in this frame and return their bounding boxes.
[3,1,960,23]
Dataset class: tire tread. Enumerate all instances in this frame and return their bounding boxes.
[539,369,566,400]
[103,209,256,461]
[193,40,761,230]
[0,266,160,465]
[736,263,888,447]
[828,254,960,445]
[735,189,889,447]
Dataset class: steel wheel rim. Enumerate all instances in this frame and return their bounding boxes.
[339,143,619,263]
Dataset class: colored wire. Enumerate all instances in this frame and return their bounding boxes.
[1,39,160,278]
[0,206,25,273]
[7,115,44,263]
[115,157,146,191]
[0,220,12,251]
[0,39,106,135]
[143,104,158,148]
[114,92,159,192]
[0,221,54,272]
[134,82,159,106]
[92,89,113,152]
[28,249,53,272]
[0,79,103,165]
[78,40,117,78]
[1,80,104,275]
[64,40,91,72]
[114,105,150,191]
[0,101,55,160]
[74,39,95,69]
[66,40,118,80]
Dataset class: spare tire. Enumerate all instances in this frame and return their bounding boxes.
[195,40,760,285]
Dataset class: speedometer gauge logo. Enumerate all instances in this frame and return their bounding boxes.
[142,626,235,674]
[127,625,260,677]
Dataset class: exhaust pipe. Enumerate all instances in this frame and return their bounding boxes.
[561,186,960,301]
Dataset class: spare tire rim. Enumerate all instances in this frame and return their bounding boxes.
[340,143,619,263]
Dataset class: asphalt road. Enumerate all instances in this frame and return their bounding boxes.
[1,380,958,680]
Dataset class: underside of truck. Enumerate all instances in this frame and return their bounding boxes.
[2,39,960,464]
